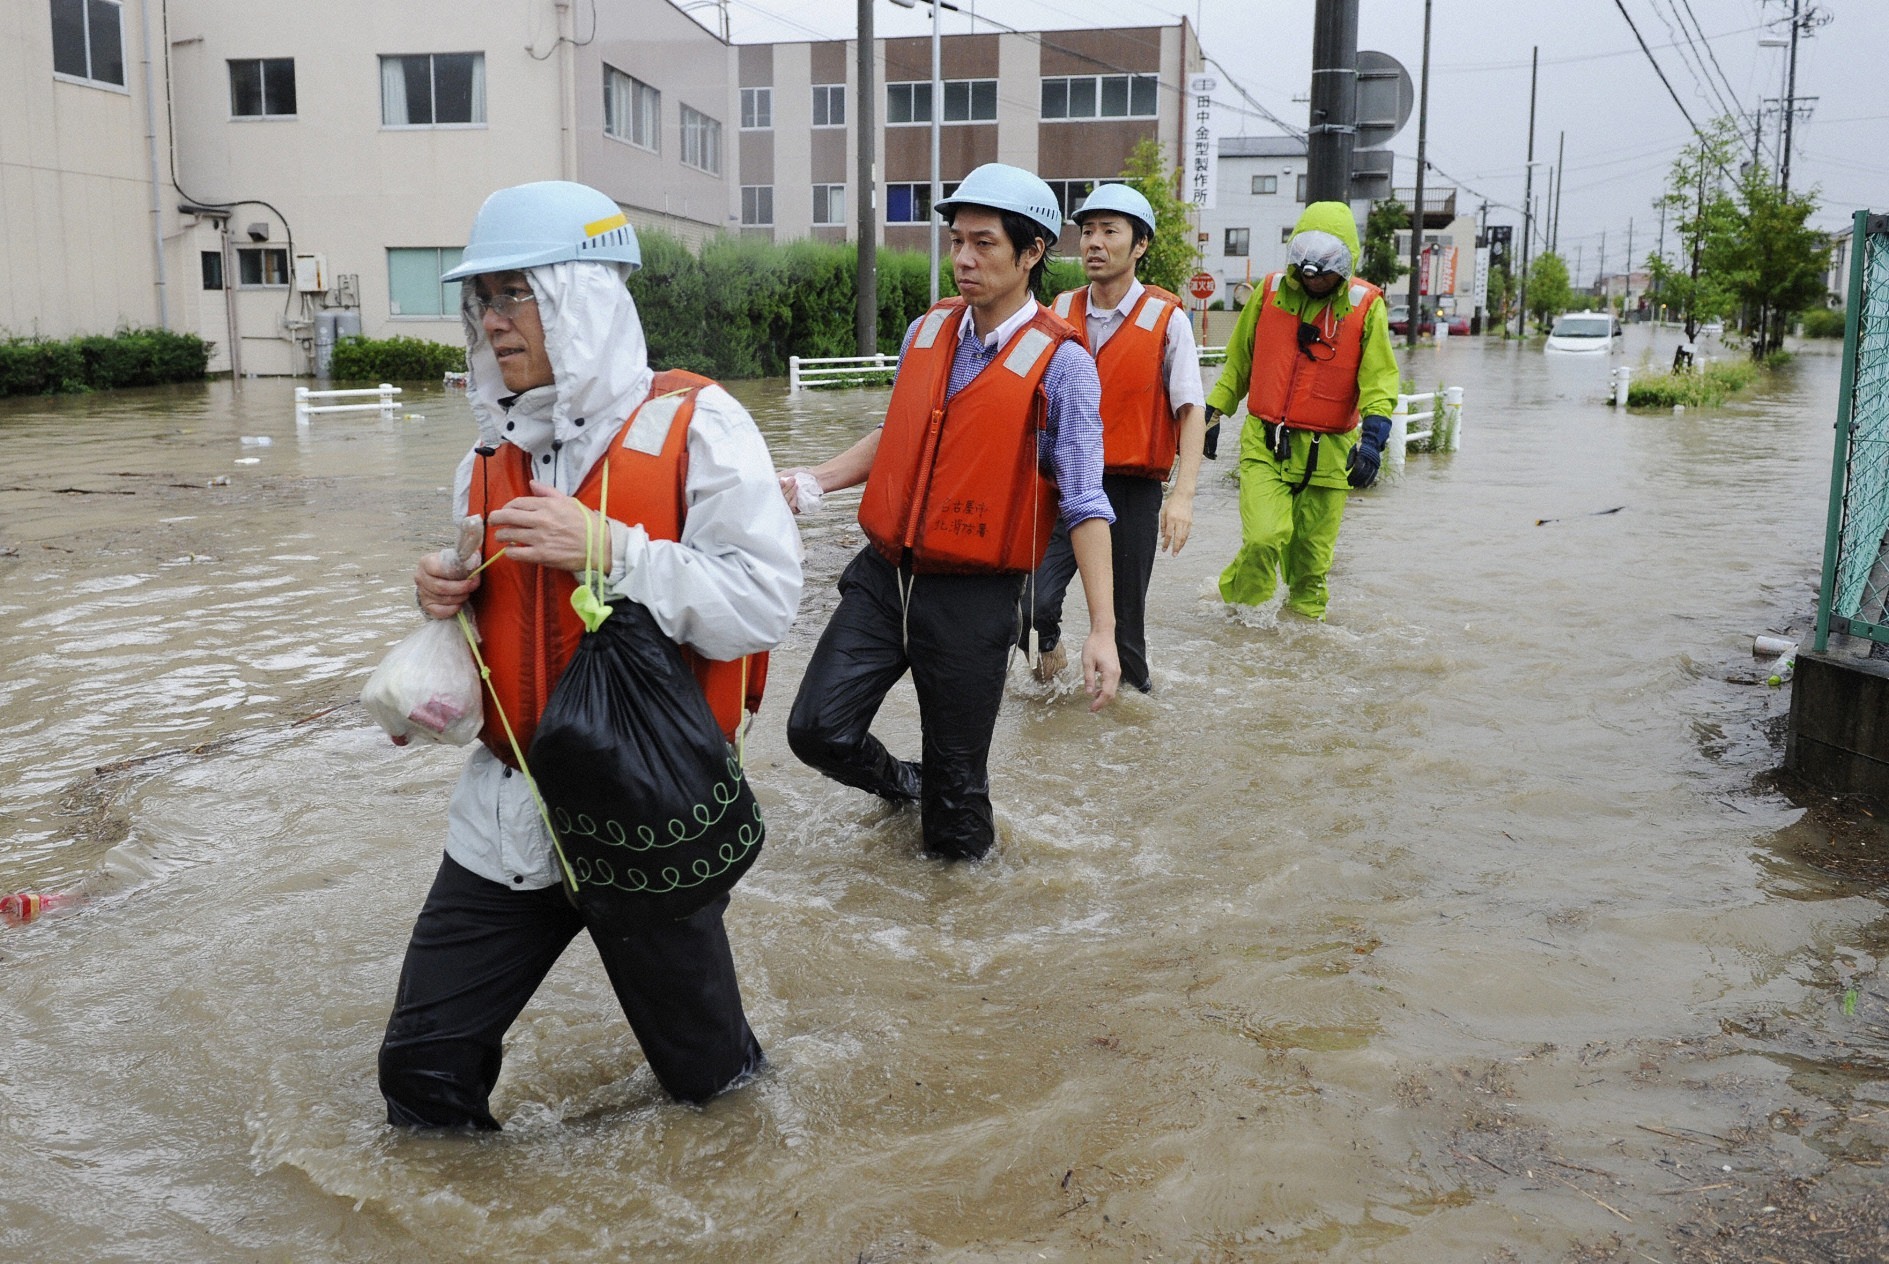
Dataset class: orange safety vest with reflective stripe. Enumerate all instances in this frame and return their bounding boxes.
[467,369,767,762]
[857,298,1075,574]
[1053,284,1182,480]
[1246,272,1382,434]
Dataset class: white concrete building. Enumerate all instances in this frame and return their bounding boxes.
[1197,135,1313,306]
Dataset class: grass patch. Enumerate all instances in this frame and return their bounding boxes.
[1626,359,1758,409]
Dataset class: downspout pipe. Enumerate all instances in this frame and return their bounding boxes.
[138,0,170,328]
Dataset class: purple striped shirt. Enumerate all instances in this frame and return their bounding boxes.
[897,306,1114,529]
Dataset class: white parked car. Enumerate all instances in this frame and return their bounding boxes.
[1544,313,1622,353]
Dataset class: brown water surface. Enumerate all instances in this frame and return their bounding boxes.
[1,332,1883,1262]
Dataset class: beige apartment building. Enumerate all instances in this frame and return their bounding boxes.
[6,0,1198,376]
[737,24,1200,253]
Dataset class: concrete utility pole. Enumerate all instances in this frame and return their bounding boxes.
[1624,217,1634,309]
[856,0,877,355]
[1552,130,1565,251]
[1517,46,1538,337]
[1405,0,1432,349]
[1780,0,1802,196]
[1306,0,1358,202]
[1597,229,1606,297]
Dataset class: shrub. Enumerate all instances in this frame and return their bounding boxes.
[1800,306,1846,339]
[1626,359,1759,409]
[0,328,210,396]
[328,334,465,381]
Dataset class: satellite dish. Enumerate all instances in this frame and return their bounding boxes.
[1355,50,1414,150]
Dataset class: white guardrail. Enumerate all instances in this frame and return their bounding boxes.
[295,383,402,424]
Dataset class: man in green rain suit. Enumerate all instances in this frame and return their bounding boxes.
[1204,202,1400,619]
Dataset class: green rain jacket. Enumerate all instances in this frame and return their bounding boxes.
[1205,202,1401,490]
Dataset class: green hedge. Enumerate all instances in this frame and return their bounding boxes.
[0,328,211,397]
[1800,306,1846,339]
[1626,359,1759,409]
[629,232,1092,381]
[328,334,467,381]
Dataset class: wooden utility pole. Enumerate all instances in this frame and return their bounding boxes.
[1405,0,1432,348]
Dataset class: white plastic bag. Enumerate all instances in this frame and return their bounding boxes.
[361,616,484,747]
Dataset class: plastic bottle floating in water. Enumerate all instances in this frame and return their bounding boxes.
[1,892,76,927]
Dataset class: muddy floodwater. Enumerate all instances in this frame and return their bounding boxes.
[2,330,1884,1263]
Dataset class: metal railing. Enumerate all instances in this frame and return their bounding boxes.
[295,383,402,424]
[788,353,897,394]
[1816,210,1889,651]
[1386,387,1463,478]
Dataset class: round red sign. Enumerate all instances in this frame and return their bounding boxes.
[1188,272,1217,300]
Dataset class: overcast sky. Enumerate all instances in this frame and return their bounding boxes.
[688,0,1883,287]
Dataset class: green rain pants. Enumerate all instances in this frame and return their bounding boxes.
[1218,423,1349,619]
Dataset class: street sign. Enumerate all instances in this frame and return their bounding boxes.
[1355,51,1414,150]
[1188,272,1217,301]
[1186,75,1220,210]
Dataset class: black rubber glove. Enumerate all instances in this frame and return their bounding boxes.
[1202,406,1222,461]
[1346,415,1393,489]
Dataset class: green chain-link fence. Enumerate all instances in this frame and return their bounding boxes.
[1815,211,1889,651]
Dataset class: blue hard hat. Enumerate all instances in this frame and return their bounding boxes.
[934,164,1064,241]
[441,181,641,281]
[1072,183,1155,236]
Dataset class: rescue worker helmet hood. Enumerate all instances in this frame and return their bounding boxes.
[1286,201,1362,284]
[442,181,642,281]
[1073,183,1156,239]
[934,164,1065,242]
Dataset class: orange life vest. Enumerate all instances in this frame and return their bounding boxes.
[1245,272,1382,434]
[857,298,1075,574]
[1052,283,1182,480]
[466,369,768,764]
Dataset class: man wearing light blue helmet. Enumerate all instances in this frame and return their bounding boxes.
[778,163,1119,863]
[377,181,801,1128]
[1024,182,1207,693]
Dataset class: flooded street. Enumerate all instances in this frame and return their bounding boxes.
[1,329,1883,1262]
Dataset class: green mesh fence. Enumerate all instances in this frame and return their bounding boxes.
[1816,212,1889,651]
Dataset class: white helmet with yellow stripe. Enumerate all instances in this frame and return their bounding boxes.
[441,181,641,280]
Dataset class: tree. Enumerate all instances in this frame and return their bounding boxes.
[1525,252,1571,331]
[1357,198,1409,289]
[1117,139,1198,297]
[1649,118,1741,339]
[1706,164,1831,358]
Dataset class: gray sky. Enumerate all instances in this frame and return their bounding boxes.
[688,0,1884,287]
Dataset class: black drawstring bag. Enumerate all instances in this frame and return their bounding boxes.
[528,597,763,923]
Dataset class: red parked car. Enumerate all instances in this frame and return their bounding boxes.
[1387,304,1471,337]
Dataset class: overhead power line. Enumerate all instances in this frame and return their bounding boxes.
[1609,0,1704,139]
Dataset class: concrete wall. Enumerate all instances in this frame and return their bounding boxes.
[1,0,170,340]
[1786,651,1889,804]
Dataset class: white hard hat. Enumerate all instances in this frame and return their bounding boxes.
[934,164,1064,240]
[441,181,641,281]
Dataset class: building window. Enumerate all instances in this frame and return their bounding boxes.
[386,247,466,317]
[942,79,996,122]
[229,58,296,118]
[604,67,659,150]
[741,185,773,226]
[1041,74,1157,120]
[888,79,995,125]
[238,247,291,287]
[886,182,933,224]
[1251,174,1277,195]
[740,86,770,130]
[680,104,721,174]
[201,251,224,290]
[1296,174,1308,202]
[1224,228,1249,257]
[813,184,846,226]
[812,83,845,128]
[380,53,484,126]
[50,0,124,87]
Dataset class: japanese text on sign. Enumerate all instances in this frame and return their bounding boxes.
[1187,74,1219,211]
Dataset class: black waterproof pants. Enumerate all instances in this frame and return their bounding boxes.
[1021,473,1162,693]
[787,546,1024,861]
[378,854,763,1129]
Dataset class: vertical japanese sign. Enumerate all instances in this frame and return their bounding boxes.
[1473,245,1491,312]
[1435,246,1459,295]
[1187,75,1219,210]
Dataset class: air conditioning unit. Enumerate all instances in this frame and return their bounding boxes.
[293,253,327,293]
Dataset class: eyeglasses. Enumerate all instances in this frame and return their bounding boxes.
[463,290,538,321]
